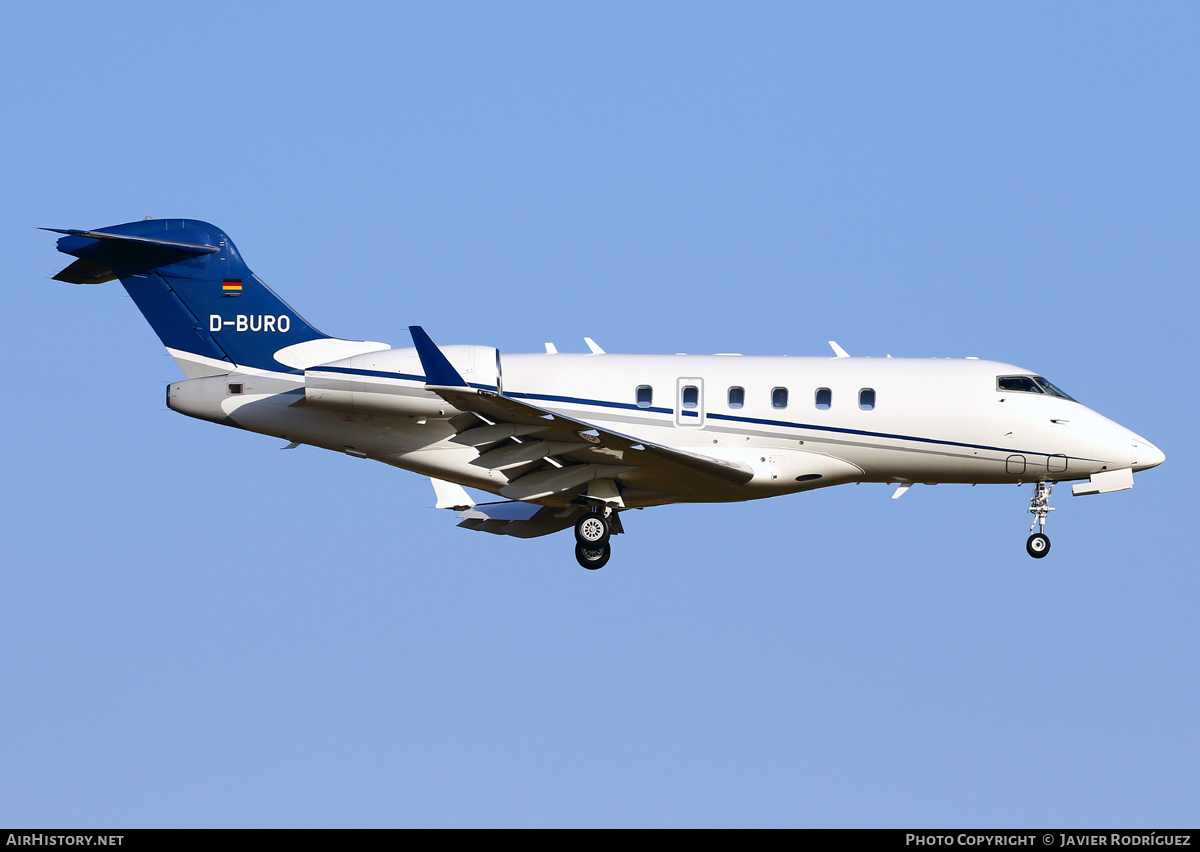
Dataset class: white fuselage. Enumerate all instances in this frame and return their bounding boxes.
[166,345,1161,508]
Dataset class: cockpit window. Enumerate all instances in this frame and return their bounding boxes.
[996,375,1076,402]
[998,376,1041,394]
[1035,377,1076,401]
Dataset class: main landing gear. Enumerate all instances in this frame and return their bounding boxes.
[574,508,613,570]
[575,541,611,570]
[1026,481,1054,559]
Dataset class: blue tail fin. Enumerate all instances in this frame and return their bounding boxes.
[47,219,328,374]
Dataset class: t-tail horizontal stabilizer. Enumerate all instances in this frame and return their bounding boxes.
[46,219,330,375]
[44,227,221,285]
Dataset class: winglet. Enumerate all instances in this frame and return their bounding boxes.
[829,341,850,358]
[584,337,605,355]
[431,477,475,510]
[409,326,468,387]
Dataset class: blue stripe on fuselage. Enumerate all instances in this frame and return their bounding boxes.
[303,369,1094,463]
[503,391,1099,463]
[309,364,497,391]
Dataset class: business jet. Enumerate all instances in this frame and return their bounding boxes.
[45,219,1165,569]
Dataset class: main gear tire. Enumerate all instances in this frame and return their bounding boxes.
[575,513,610,546]
[575,542,611,570]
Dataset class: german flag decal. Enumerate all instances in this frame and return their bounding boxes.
[222,279,243,295]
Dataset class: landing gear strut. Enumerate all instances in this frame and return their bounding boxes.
[574,507,615,569]
[1026,481,1054,559]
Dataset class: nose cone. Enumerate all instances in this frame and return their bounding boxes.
[1132,437,1165,471]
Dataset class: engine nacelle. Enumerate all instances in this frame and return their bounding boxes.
[304,345,501,417]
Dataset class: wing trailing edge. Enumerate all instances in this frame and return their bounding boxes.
[408,327,754,506]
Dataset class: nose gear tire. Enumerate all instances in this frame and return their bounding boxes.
[1026,533,1051,559]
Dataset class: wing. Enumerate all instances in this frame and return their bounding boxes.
[456,500,587,538]
[410,326,753,507]
[428,477,610,538]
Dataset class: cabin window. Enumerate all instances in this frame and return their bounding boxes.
[636,385,653,408]
[227,382,244,395]
[682,385,699,409]
[728,386,744,409]
[859,388,876,410]
[771,387,788,409]
[815,388,831,410]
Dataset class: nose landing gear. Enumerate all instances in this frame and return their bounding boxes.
[1026,481,1054,559]
[1026,532,1050,558]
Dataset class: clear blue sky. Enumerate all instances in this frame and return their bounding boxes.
[2,2,1196,827]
